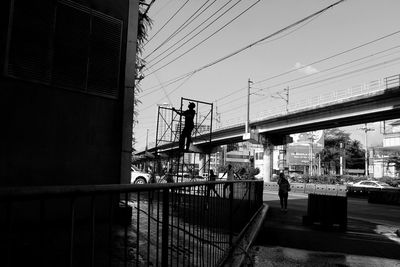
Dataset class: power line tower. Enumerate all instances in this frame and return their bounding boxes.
[155,98,214,181]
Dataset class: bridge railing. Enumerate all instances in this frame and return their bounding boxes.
[217,74,400,130]
[0,180,263,267]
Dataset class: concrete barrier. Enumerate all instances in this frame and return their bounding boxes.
[265,182,279,191]
[305,184,316,194]
[315,184,327,195]
[325,185,338,196]
[337,185,347,197]
[264,182,347,196]
[291,183,305,193]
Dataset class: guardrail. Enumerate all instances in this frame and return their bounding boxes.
[0,180,263,267]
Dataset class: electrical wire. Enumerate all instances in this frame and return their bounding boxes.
[252,45,400,95]
[146,0,344,75]
[144,0,191,46]
[141,0,348,96]
[146,0,244,68]
[216,56,400,119]
[214,31,400,107]
[144,0,217,60]
[140,73,195,112]
[146,0,234,64]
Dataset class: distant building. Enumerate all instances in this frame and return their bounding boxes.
[370,120,400,178]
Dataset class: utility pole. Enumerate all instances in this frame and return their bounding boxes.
[358,123,374,177]
[145,129,149,151]
[246,78,253,134]
[339,142,345,175]
[309,135,314,176]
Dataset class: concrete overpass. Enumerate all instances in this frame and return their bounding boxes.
[141,74,400,181]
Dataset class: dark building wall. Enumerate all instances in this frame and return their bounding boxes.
[0,0,132,186]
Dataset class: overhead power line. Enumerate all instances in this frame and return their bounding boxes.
[146,0,233,64]
[214,29,400,105]
[144,0,191,46]
[146,0,344,75]
[146,0,245,69]
[144,0,217,60]
[142,0,347,94]
[218,55,400,116]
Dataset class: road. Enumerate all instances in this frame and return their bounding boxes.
[246,191,400,267]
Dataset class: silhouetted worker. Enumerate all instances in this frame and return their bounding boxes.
[172,102,196,151]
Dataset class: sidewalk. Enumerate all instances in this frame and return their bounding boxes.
[247,192,400,266]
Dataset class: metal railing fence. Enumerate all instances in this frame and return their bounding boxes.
[0,180,263,267]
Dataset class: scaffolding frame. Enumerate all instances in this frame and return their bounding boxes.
[155,98,213,181]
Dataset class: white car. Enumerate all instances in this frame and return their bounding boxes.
[352,180,392,189]
[131,166,151,184]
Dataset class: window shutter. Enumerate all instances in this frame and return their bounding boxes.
[87,12,122,98]
[7,0,54,83]
[52,2,90,90]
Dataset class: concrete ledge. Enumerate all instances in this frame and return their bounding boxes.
[222,204,269,267]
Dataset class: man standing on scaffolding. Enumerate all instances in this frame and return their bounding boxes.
[172,102,196,151]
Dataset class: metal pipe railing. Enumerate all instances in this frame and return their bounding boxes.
[0,180,263,267]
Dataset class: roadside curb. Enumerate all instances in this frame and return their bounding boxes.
[222,204,269,267]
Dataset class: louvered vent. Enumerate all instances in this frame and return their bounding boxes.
[6,0,123,99]
[52,2,90,90]
[7,0,54,84]
[87,12,122,98]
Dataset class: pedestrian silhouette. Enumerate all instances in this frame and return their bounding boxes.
[277,172,290,212]
[207,169,221,198]
[172,102,196,151]
[165,168,174,183]
[221,164,238,197]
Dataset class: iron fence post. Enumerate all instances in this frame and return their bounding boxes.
[161,189,170,267]
[229,183,234,246]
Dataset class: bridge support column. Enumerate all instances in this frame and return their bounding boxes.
[199,154,206,177]
[262,144,274,183]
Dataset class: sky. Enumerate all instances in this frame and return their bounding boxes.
[134,0,400,151]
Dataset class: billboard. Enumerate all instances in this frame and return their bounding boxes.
[287,131,324,166]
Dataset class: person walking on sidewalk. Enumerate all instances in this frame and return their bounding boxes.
[277,172,290,212]
[207,169,221,198]
[222,164,238,197]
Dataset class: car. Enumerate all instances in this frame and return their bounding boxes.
[352,180,393,189]
[131,166,152,184]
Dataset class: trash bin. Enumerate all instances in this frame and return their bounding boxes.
[303,193,347,230]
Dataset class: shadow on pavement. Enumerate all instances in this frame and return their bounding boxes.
[254,199,400,261]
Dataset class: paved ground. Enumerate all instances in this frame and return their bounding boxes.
[247,191,400,266]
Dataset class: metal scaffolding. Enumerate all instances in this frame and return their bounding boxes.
[155,98,213,182]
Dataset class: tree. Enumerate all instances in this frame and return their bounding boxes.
[320,128,365,174]
[345,139,365,169]
[320,129,350,174]
[132,1,152,147]
[387,155,400,172]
